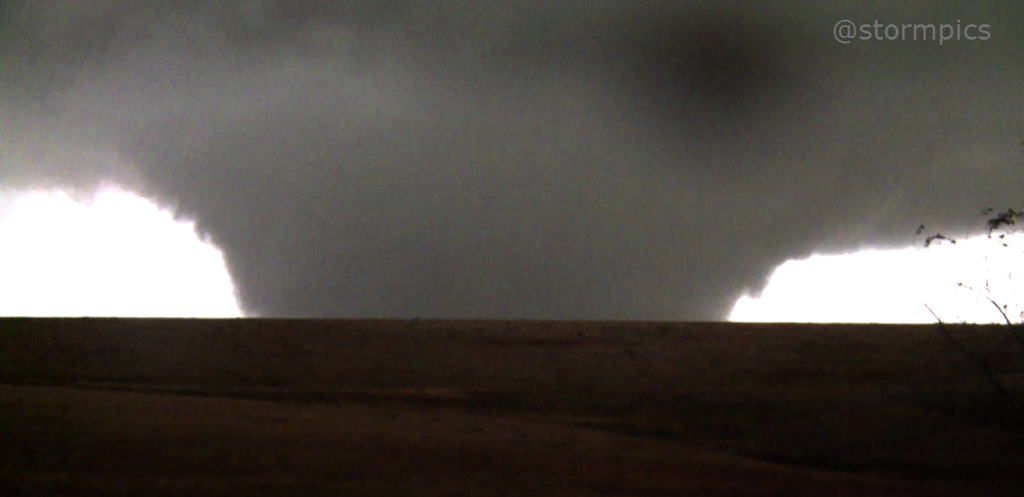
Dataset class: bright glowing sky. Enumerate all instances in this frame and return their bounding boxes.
[0,184,1018,322]
[0,185,244,317]
[730,234,1023,324]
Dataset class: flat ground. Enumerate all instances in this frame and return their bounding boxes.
[1,319,1022,496]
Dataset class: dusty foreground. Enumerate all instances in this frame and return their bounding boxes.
[1,319,1022,496]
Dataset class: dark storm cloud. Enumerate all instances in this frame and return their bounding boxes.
[1,1,1022,319]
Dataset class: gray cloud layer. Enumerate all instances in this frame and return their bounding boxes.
[1,1,1022,319]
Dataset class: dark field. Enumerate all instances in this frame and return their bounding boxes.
[1,319,1022,496]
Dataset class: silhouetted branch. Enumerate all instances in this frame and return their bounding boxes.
[924,305,1023,414]
[955,282,1015,327]
[986,207,1021,235]
[923,232,955,248]
[917,197,1024,424]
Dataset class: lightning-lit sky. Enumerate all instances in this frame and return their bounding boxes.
[0,186,242,317]
[0,1,1021,320]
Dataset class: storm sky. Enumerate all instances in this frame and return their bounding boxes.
[1,1,1022,319]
